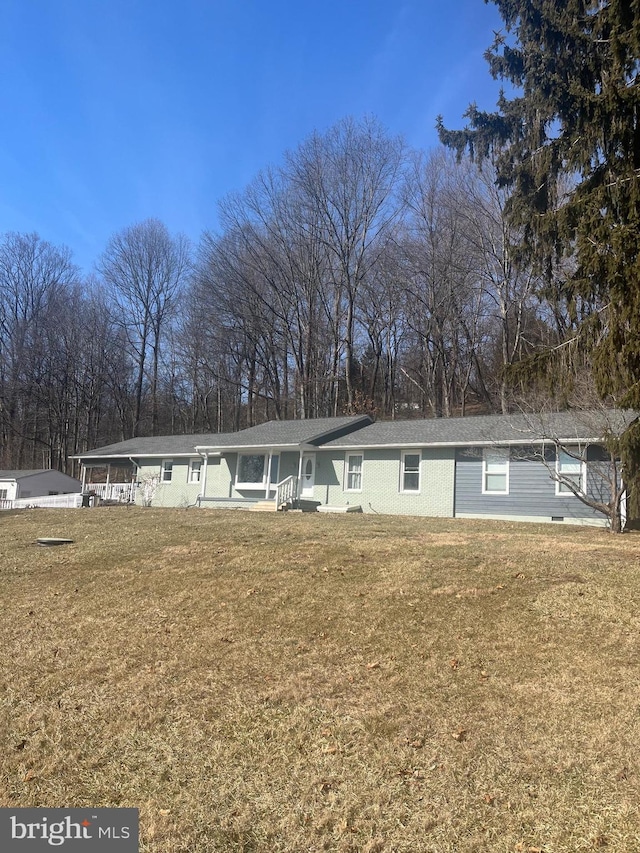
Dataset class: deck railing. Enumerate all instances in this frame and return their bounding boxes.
[275,475,298,510]
[84,483,136,503]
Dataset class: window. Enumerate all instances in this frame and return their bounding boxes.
[0,489,7,500]
[401,451,421,493]
[189,459,202,483]
[236,454,267,488]
[345,454,363,491]
[556,449,584,495]
[482,448,509,494]
[161,459,173,482]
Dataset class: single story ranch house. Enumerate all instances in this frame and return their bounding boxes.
[73,409,637,527]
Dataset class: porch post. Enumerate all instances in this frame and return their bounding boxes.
[105,464,111,500]
[265,450,273,499]
[81,465,87,492]
[297,450,304,504]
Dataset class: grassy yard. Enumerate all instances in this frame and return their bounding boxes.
[0,507,639,852]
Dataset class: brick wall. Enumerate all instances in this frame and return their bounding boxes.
[314,448,455,517]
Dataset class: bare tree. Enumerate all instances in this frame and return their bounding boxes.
[401,149,487,416]
[285,116,407,412]
[213,169,332,420]
[512,389,636,533]
[454,159,541,412]
[355,236,408,417]
[0,232,79,467]
[98,219,191,436]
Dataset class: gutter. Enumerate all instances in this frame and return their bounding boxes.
[324,437,606,450]
[194,443,304,453]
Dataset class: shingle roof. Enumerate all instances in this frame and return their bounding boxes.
[323,409,639,448]
[0,469,51,480]
[72,415,373,460]
[195,415,372,449]
[71,410,637,461]
[72,433,236,460]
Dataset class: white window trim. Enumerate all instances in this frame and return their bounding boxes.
[555,450,586,497]
[400,450,421,494]
[235,453,268,490]
[188,458,202,484]
[161,459,174,483]
[344,453,363,492]
[482,448,509,495]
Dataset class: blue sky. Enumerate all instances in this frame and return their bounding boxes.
[0,0,506,274]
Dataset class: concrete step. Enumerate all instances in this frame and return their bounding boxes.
[250,501,278,512]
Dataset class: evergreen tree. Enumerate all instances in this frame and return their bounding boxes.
[438,1,640,409]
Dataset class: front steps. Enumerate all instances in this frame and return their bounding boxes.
[250,499,320,513]
[250,500,280,512]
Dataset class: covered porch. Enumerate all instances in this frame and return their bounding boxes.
[194,444,318,512]
[80,462,137,504]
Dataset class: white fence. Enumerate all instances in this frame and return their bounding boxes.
[0,482,137,510]
[12,493,84,509]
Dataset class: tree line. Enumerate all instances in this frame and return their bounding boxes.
[0,118,580,475]
[3,1,640,479]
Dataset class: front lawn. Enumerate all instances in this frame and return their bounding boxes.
[1,508,639,852]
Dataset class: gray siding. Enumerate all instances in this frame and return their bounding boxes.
[454,447,607,523]
[16,471,81,499]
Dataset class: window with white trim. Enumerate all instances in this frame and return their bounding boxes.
[401,451,421,493]
[345,454,363,491]
[236,454,267,488]
[482,448,509,494]
[161,459,174,482]
[556,449,584,495]
[0,489,7,500]
[189,459,202,483]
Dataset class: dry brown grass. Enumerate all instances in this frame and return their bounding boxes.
[1,507,640,852]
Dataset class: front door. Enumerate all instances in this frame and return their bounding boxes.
[300,453,316,498]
